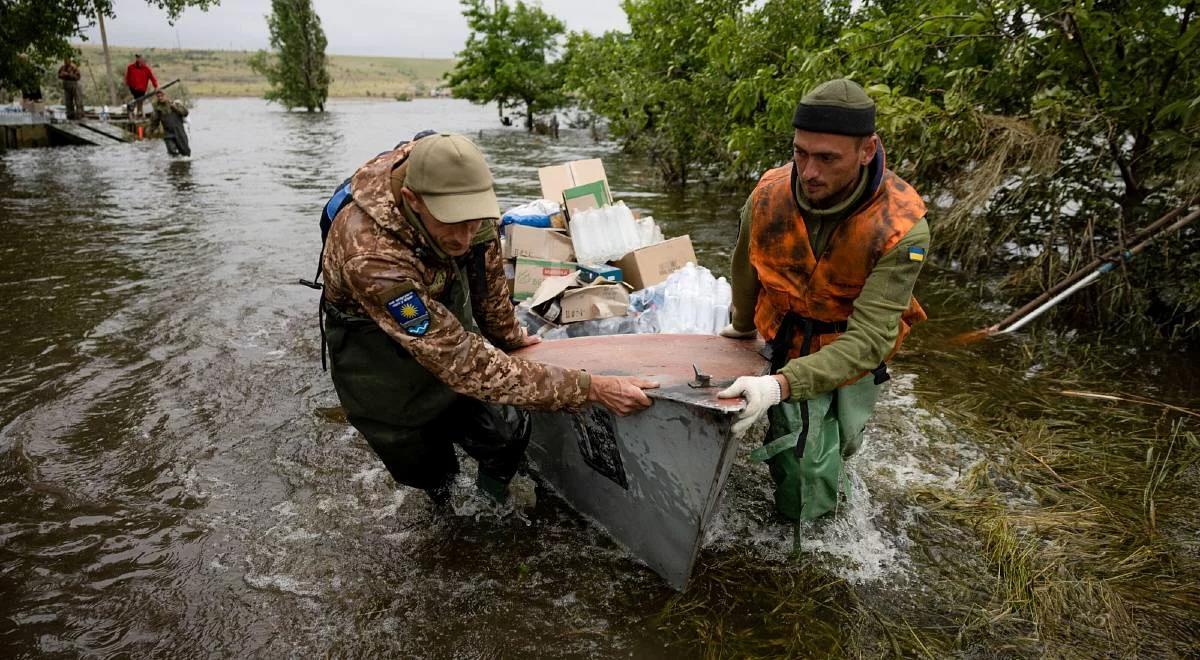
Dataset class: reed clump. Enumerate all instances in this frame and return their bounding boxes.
[655,330,1199,658]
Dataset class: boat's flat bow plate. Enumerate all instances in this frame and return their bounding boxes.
[515,334,767,412]
[515,334,768,590]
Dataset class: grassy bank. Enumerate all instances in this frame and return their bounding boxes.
[65,44,454,102]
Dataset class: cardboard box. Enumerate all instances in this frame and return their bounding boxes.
[538,159,611,205]
[505,225,575,261]
[578,263,622,284]
[613,235,697,290]
[561,284,630,323]
[525,271,630,323]
[562,180,610,215]
[512,257,578,301]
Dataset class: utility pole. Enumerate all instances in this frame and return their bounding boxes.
[96,2,117,105]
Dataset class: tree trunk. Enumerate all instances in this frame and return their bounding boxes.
[525,100,534,132]
[96,4,117,105]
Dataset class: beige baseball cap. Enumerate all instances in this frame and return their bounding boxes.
[405,133,500,224]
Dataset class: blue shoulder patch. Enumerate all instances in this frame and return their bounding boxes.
[385,290,432,337]
[907,246,926,262]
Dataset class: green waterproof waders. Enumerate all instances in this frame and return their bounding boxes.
[322,262,530,502]
[750,374,880,521]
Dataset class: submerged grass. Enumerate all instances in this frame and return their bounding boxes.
[907,338,1200,656]
[655,324,1200,658]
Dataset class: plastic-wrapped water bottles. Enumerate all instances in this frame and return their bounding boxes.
[570,201,641,263]
[649,262,729,334]
[570,202,667,264]
[694,268,715,332]
[712,276,732,333]
[635,216,663,246]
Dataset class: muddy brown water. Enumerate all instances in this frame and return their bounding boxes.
[2,99,1197,657]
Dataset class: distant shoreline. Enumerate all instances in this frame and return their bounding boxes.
[69,44,454,102]
[184,95,459,101]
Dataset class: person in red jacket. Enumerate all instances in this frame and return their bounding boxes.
[124,54,158,118]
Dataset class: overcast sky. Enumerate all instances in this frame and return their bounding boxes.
[78,0,629,58]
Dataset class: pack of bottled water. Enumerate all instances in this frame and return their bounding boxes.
[569,201,664,264]
[631,262,732,334]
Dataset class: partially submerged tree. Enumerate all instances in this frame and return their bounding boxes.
[0,0,217,94]
[447,0,566,131]
[249,0,330,112]
[562,0,1200,336]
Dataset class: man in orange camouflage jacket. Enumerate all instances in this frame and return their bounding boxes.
[321,132,657,505]
[718,80,930,521]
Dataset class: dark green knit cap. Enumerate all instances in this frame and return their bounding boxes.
[792,78,876,136]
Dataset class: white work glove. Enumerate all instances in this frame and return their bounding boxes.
[718,375,781,436]
[719,323,756,339]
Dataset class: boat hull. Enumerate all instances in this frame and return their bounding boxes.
[516,335,767,589]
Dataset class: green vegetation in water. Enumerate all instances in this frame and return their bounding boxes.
[648,305,1200,657]
[248,0,331,113]
[446,0,566,132]
[548,0,1200,338]
[606,269,1200,656]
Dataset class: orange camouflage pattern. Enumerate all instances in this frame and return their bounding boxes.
[321,145,591,410]
[749,163,928,363]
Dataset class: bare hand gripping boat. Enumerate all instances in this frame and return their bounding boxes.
[515,334,768,590]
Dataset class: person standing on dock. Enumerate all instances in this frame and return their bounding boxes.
[149,90,190,157]
[718,79,930,523]
[124,54,158,119]
[57,57,84,120]
[320,132,658,507]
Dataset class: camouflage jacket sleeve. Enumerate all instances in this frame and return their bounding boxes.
[472,237,525,350]
[338,252,591,410]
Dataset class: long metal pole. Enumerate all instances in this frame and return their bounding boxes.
[989,198,1199,333]
[996,207,1200,334]
[999,270,1102,334]
[96,3,117,105]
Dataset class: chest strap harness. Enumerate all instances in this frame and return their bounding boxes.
[756,312,889,460]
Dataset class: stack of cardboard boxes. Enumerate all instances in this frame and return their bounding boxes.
[501,158,698,326]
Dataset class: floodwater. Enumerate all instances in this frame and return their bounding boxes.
[2,98,1197,657]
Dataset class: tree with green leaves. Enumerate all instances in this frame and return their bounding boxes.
[561,0,1200,337]
[248,0,330,113]
[447,0,566,131]
[562,0,746,184]
[0,0,217,94]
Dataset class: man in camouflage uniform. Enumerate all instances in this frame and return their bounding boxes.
[321,132,657,505]
[56,57,84,120]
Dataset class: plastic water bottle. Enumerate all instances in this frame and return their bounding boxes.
[635,217,654,247]
[615,204,639,255]
[570,210,598,263]
[713,277,732,334]
[694,269,715,334]
[662,271,683,333]
[678,263,700,333]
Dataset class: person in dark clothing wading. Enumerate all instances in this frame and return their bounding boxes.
[150,90,190,157]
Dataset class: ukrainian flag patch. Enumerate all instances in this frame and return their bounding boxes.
[386,290,431,337]
[908,246,926,262]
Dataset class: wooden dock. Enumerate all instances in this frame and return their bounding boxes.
[47,121,129,146]
[2,113,137,150]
